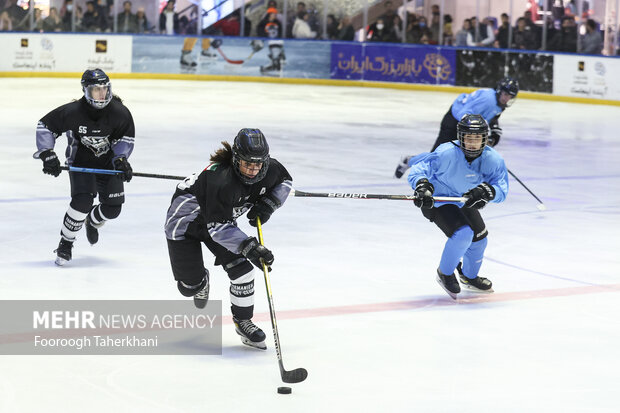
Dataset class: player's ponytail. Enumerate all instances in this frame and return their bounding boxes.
[210,141,233,165]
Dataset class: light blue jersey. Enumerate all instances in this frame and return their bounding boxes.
[407,142,509,205]
[450,88,503,124]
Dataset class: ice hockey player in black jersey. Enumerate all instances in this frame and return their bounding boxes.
[34,68,135,266]
[165,128,293,350]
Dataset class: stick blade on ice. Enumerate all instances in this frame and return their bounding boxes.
[282,367,308,383]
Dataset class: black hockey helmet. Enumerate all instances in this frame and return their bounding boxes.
[81,68,112,109]
[457,114,489,159]
[232,128,270,185]
[495,76,519,107]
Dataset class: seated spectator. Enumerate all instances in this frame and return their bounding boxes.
[258,7,282,38]
[60,0,75,31]
[336,15,354,41]
[33,7,44,31]
[369,18,394,42]
[495,13,510,48]
[325,14,338,40]
[543,16,557,49]
[429,12,440,44]
[159,0,179,35]
[262,0,283,22]
[580,18,602,54]
[4,0,27,30]
[82,1,106,32]
[405,14,420,43]
[380,0,397,33]
[548,15,577,52]
[392,14,404,42]
[286,1,305,38]
[292,10,316,39]
[42,7,63,32]
[523,9,541,48]
[512,17,537,49]
[443,14,453,45]
[95,0,110,31]
[135,7,149,33]
[0,10,12,31]
[469,16,494,47]
[117,1,137,33]
[454,18,473,46]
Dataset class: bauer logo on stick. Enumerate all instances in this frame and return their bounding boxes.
[328,193,368,199]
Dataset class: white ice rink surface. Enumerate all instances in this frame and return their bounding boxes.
[1,78,620,412]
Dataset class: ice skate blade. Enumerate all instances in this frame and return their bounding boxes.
[193,298,207,309]
[436,276,459,300]
[460,284,494,294]
[55,257,69,266]
[239,336,267,350]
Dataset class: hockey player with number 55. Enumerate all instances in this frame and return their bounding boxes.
[34,68,135,266]
[408,114,509,299]
[165,128,293,350]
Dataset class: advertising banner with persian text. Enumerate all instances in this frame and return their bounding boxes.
[553,54,620,100]
[330,42,456,85]
[0,33,132,73]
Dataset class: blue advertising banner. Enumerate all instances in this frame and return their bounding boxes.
[132,36,330,79]
[331,42,456,85]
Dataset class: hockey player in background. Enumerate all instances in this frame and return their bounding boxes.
[394,77,518,178]
[408,114,508,299]
[165,128,293,350]
[34,68,135,266]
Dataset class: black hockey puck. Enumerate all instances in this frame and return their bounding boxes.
[277,386,292,394]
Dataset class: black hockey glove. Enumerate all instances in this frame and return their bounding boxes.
[240,237,274,271]
[463,182,496,209]
[113,157,133,182]
[40,150,61,177]
[211,38,223,49]
[489,126,502,147]
[247,196,279,227]
[413,179,434,209]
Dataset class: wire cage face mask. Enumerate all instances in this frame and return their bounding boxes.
[458,132,488,158]
[83,83,112,109]
[457,114,489,158]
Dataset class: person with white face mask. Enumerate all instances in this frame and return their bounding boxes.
[369,18,394,42]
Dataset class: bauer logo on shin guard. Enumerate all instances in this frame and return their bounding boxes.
[328,193,368,199]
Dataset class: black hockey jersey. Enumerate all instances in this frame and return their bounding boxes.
[165,158,293,253]
[35,96,135,168]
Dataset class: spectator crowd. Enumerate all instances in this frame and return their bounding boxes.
[0,0,608,55]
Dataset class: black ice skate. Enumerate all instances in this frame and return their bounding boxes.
[436,268,460,300]
[193,272,210,309]
[457,262,494,293]
[233,317,267,350]
[394,155,411,179]
[54,239,73,266]
[85,211,103,245]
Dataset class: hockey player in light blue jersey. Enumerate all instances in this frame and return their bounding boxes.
[408,114,509,299]
[394,77,518,179]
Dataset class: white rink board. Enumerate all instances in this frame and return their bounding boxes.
[0,78,619,413]
[553,54,620,100]
[0,33,132,73]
